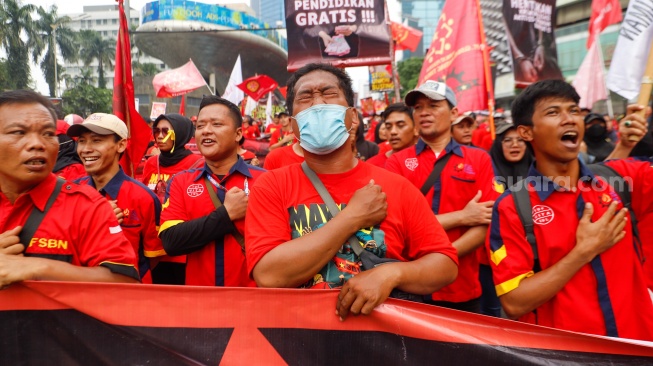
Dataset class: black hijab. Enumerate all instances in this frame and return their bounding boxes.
[489,126,534,188]
[54,134,82,173]
[154,113,195,167]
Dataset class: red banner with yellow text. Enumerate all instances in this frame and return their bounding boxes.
[418,0,489,113]
[1,282,652,365]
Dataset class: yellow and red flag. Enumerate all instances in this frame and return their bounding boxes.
[237,75,279,102]
[391,22,423,53]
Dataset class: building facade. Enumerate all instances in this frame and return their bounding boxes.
[250,0,285,27]
[398,0,445,59]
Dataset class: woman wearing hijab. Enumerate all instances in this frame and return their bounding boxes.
[141,113,203,285]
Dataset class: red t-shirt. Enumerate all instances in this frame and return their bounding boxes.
[488,159,653,341]
[387,139,499,302]
[0,174,139,280]
[263,143,304,170]
[141,154,204,192]
[269,129,294,148]
[366,151,389,168]
[365,121,378,142]
[54,163,87,182]
[245,161,458,288]
[77,170,162,282]
[159,159,266,286]
[378,141,392,155]
[243,126,260,139]
[265,123,281,134]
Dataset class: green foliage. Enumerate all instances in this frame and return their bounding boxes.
[397,57,424,98]
[133,62,159,76]
[2,0,38,89]
[62,83,112,117]
[78,29,115,89]
[0,59,14,91]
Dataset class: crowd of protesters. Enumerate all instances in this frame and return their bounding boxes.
[1,62,652,342]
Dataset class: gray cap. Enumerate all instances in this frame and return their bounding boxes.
[405,80,457,107]
[451,114,475,126]
[495,122,515,135]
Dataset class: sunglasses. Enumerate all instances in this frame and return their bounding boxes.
[153,127,170,137]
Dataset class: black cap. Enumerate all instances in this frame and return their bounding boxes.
[584,113,605,124]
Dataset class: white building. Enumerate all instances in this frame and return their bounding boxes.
[63,5,165,89]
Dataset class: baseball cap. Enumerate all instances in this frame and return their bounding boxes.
[451,114,474,126]
[495,122,515,135]
[405,80,457,107]
[67,113,128,139]
[584,113,605,124]
[63,114,83,125]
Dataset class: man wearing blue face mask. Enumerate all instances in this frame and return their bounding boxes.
[245,63,458,320]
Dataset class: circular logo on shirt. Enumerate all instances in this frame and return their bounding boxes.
[404,158,418,171]
[532,205,554,225]
[187,183,205,197]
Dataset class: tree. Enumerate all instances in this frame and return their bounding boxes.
[133,62,159,76]
[33,5,78,97]
[1,0,39,89]
[62,83,112,117]
[0,59,13,92]
[79,30,115,89]
[397,57,424,98]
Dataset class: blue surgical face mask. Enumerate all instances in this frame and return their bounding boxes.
[292,104,353,155]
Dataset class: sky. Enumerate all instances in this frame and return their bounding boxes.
[23,0,401,97]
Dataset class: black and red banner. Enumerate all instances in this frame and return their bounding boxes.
[1,282,652,365]
[502,0,564,88]
[285,0,391,72]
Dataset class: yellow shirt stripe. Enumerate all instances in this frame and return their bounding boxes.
[491,244,507,266]
[144,249,168,258]
[158,220,184,235]
[495,271,534,296]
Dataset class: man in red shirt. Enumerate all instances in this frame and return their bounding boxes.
[386,81,498,313]
[242,116,260,140]
[68,113,163,283]
[265,113,281,135]
[246,63,458,320]
[488,79,653,341]
[0,90,139,287]
[269,111,295,151]
[263,142,305,170]
[451,114,475,146]
[53,120,86,181]
[366,103,418,168]
[158,96,266,287]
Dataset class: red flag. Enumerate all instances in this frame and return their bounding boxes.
[237,75,278,102]
[418,0,490,113]
[278,86,287,99]
[572,40,608,109]
[152,60,206,98]
[179,94,186,116]
[391,22,423,53]
[587,0,623,48]
[113,0,150,177]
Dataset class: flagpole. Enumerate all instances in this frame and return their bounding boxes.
[476,0,495,139]
[631,38,653,142]
[188,58,215,95]
[385,1,401,102]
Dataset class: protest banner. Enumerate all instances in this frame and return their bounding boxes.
[1,282,652,365]
[150,102,167,119]
[285,0,392,71]
[360,96,375,117]
[369,65,394,92]
[502,0,563,88]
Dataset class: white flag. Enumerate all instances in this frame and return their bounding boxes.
[222,55,244,105]
[606,0,653,100]
[572,41,607,109]
[265,92,273,127]
[244,96,257,116]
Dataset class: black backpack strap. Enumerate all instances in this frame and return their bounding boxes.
[19,179,65,247]
[510,180,541,273]
[588,163,644,263]
[420,153,452,195]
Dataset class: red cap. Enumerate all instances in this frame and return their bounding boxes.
[56,120,70,135]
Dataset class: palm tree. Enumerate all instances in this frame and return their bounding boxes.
[133,62,159,76]
[79,30,115,89]
[1,0,39,89]
[33,5,78,97]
